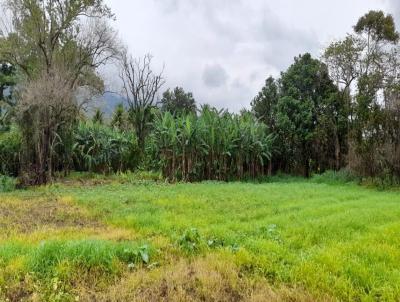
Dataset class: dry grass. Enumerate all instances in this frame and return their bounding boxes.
[80,254,327,302]
[0,196,101,236]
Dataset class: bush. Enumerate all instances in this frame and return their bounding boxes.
[0,126,21,177]
[73,122,139,173]
[0,175,17,192]
[312,169,358,185]
[178,228,202,253]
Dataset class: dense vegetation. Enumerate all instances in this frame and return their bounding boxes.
[1,2,400,301]
[150,107,273,181]
[0,2,399,185]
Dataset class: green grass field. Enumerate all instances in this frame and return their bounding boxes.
[1,174,400,301]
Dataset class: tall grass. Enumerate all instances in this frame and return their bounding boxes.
[72,122,139,173]
[0,175,17,192]
[150,107,273,181]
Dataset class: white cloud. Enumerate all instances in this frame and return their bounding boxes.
[105,0,394,112]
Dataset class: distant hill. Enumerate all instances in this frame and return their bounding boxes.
[103,92,128,115]
[91,92,128,117]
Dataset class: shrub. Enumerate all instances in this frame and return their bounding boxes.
[312,169,358,185]
[0,126,21,177]
[178,228,202,253]
[0,175,17,192]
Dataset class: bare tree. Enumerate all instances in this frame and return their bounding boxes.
[119,51,165,150]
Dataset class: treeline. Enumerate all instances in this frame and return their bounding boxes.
[0,108,272,182]
[252,10,400,181]
[0,2,400,185]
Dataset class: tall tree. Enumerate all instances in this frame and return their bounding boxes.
[275,53,340,177]
[251,76,278,130]
[350,11,400,178]
[251,76,278,174]
[323,35,361,122]
[119,52,165,151]
[0,0,118,184]
[0,0,117,85]
[0,62,16,129]
[161,87,196,116]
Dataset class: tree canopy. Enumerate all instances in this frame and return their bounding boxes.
[161,87,197,116]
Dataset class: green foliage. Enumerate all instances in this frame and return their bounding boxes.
[73,122,138,173]
[59,178,400,300]
[354,10,399,42]
[92,108,104,125]
[150,107,273,181]
[253,53,343,177]
[178,228,202,253]
[260,224,282,243]
[312,169,359,185]
[0,243,29,266]
[0,63,16,103]
[0,0,115,186]
[161,87,197,116]
[0,62,17,131]
[0,125,21,176]
[0,0,113,80]
[0,175,17,192]
[27,240,150,276]
[251,76,278,130]
[345,11,400,180]
[111,103,129,130]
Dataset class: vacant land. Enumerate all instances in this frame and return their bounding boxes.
[1,175,400,301]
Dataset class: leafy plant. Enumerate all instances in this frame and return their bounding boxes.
[178,228,202,253]
[118,245,150,264]
[73,122,139,173]
[0,126,21,177]
[150,107,273,181]
[0,175,17,192]
[260,224,282,243]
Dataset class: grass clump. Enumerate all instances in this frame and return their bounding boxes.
[0,175,17,192]
[0,243,30,266]
[27,240,151,276]
[312,169,359,185]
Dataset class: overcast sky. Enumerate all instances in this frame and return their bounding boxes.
[104,0,399,112]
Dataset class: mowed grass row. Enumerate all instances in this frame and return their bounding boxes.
[1,177,400,301]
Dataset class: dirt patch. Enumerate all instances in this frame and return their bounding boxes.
[0,196,102,234]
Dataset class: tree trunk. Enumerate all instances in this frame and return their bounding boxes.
[334,129,341,171]
[268,160,272,176]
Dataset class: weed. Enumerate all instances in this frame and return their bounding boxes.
[178,228,202,253]
[0,175,16,192]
